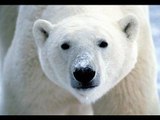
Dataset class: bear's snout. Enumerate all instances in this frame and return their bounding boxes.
[71,66,100,90]
[70,52,100,89]
[73,67,96,84]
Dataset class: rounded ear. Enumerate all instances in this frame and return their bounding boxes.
[32,19,54,48]
[119,14,139,41]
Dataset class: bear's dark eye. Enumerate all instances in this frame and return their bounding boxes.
[98,40,108,48]
[61,43,70,50]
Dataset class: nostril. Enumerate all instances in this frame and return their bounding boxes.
[73,67,95,83]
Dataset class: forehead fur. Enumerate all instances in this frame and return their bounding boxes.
[55,14,113,30]
[49,15,118,42]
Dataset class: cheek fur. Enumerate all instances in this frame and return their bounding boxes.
[47,49,72,87]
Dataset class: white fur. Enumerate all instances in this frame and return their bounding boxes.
[1,5,160,115]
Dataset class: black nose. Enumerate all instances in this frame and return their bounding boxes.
[73,67,96,84]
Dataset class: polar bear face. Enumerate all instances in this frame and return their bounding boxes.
[33,14,139,104]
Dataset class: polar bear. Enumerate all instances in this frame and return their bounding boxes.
[1,5,160,115]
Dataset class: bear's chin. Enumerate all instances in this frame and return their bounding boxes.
[69,87,102,104]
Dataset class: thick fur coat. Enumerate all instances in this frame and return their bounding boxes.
[1,5,160,115]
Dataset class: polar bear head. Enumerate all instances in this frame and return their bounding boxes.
[33,14,139,104]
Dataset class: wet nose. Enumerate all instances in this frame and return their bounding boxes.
[73,67,96,84]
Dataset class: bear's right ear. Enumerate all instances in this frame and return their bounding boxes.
[33,19,54,48]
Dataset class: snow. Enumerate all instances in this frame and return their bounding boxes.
[149,5,160,96]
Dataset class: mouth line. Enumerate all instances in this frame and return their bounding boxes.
[73,84,98,90]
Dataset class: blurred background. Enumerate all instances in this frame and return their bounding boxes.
[150,5,160,96]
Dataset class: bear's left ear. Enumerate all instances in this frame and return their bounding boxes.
[32,19,54,48]
[119,14,139,41]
